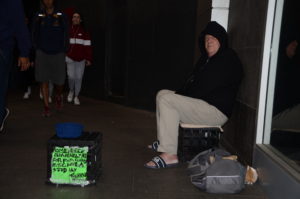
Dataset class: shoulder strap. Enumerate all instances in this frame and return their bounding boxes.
[187,148,213,176]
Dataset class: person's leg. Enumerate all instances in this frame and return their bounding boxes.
[22,68,33,99]
[41,82,49,106]
[39,86,43,99]
[40,82,50,116]
[73,60,85,105]
[66,60,75,92]
[74,60,85,96]
[66,57,75,102]
[55,84,64,110]
[0,49,12,132]
[147,89,174,149]
[146,91,228,167]
[48,81,54,103]
[28,66,35,88]
[35,50,51,113]
[156,89,175,136]
[22,70,30,95]
[27,67,35,97]
[51,52,65,110]
[146,90,180,166]
[158,92,227,152]
[55,84,64,96]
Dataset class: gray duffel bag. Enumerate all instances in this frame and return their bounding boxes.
[187,148,246,194]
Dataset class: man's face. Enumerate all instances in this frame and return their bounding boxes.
[43,0,54,9]
[205,34,220,57]
[72,13,81,25]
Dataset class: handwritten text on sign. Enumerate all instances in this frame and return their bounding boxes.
[50,146,89,185]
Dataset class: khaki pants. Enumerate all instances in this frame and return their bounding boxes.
[156,89,228,155]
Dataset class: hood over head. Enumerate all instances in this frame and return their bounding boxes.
[199,21,228,57]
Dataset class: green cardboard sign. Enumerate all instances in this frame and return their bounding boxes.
[50,146,89,185]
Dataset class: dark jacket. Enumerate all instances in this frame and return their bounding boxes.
[0,0,31,57]
[32,9,69,54]
[176,21,243,118]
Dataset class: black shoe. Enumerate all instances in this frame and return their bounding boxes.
[0,108,10,133]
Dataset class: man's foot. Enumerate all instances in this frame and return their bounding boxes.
[49,97,52,103]
[42,106,50,117]
[67,91,74,102]
[74,96,80,105]
[145,153,179,169]
[23,87,31,99]
[55,95,63,111]
[0,108,10,133]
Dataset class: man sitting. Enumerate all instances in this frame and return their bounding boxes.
[145,21,243,169]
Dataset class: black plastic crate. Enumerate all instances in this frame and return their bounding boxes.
[46,132,102,186]
[178,126,221,162]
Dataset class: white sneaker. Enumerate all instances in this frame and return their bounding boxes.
[67,91,74,102]
[74,97,80,105]
[24,87,31,99]
[49,97,52,103]
[23,92,30,99]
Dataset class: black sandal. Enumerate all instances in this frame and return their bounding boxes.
[148,140,159,151]
[144,156,179,169]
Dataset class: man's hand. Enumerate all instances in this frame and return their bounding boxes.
[85,60,92,66]
[18,57,30,71]
[286,40,298,58]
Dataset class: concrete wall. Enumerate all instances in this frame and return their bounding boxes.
[118,0,201,110]
[221,0,268,164]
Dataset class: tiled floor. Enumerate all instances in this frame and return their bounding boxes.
[0,89,267,199]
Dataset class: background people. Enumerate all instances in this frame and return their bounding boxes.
[0,0,31,133]
[66,11,92,105]
[145,21,243,169]
[32,0,69,117]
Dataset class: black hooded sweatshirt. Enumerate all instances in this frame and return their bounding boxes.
[176,21,243,118]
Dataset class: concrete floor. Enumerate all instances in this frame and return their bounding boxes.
[0,89,267,199]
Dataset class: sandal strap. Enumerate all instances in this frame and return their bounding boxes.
[152,140,159,151]
[152,156,166,168]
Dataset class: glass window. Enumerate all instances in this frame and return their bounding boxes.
[264,0,300,173]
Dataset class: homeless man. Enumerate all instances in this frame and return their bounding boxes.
[145,21,243,169]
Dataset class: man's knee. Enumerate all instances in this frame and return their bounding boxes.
[158,91,178,107]
[156,89,174,102]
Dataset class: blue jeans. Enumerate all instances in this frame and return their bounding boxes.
[0,49,12,122]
